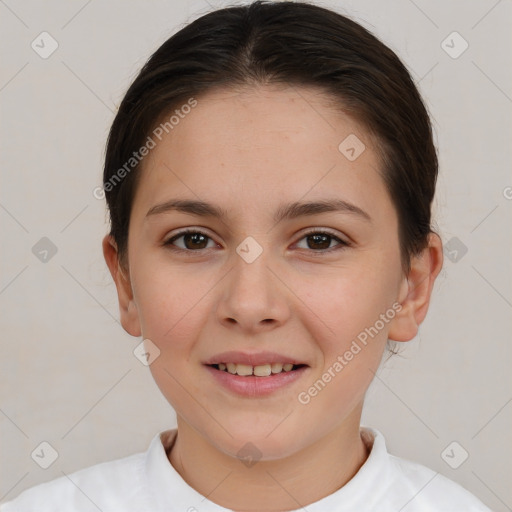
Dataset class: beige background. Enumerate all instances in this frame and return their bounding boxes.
[1,0,511,509]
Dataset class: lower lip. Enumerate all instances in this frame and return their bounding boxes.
[204,365,309,397]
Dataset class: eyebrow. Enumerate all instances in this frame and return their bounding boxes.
[146,198,371,224]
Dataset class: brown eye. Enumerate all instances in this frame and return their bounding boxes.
[165,230,216,251]
[306,233,332,250]
[295,231,348,252]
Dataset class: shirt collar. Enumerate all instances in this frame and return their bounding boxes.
[144,426,391,512]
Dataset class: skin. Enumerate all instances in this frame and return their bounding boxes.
[103,84,443,511]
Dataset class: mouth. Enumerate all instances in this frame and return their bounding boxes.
[208,362,307,377]
[203,351,309,397]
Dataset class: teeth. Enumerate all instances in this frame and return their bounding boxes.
[215,362,298,376]
[254,364,272,377]
[271,363,283,373]
[235,364,253,376]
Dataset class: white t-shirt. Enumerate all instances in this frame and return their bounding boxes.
[0,427,491,512]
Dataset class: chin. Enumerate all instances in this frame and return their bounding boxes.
[206,418,308,462]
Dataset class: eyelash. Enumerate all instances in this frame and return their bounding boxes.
[163,228,350,255]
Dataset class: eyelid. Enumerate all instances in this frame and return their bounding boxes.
[292,228,350,254]
[165,226,214,240]
[297,227,350,244]
[164,226,351,254]
[164,227,218,248]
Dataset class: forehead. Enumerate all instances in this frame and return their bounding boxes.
[132,84,395,226]
[164,84,368,161]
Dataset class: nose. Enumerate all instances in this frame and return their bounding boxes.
[215,244,291,334]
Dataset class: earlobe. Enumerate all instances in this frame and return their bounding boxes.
[388,233,444,342]
[102,235,141,337]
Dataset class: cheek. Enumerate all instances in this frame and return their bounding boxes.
[294,267,393,417]
[293,259,400,353]
[131,264,212,412]
[131,258,215,350]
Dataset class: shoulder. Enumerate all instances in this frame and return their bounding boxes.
[386,452,491,511]
[358,428,491,512]
[0,452,148,512]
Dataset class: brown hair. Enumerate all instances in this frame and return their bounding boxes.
[103,0,438,273]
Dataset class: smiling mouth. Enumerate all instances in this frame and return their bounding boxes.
[208,362,306,377]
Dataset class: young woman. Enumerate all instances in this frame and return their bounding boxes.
[1,1,491,510]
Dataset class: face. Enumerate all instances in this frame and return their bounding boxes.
[113,85,412,460]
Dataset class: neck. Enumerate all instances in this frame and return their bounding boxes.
[167,408,369,511]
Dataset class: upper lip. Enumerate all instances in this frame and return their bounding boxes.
[203,351,308,367]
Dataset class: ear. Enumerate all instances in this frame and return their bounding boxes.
[102,234,141,337]
[388,232,444,342]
